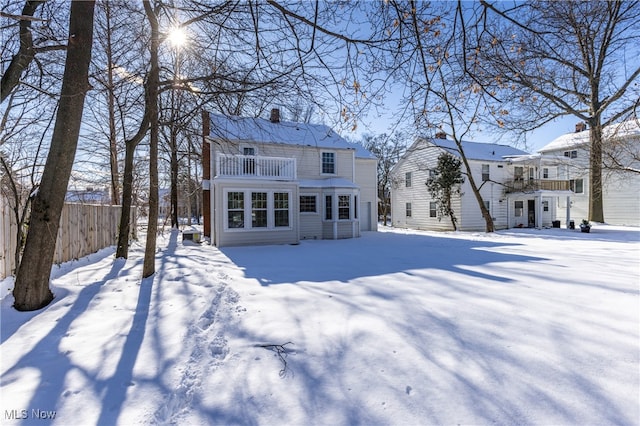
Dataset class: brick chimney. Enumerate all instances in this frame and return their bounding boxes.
[270,108,280,123]
[435,131,447,139]
[575,122,587,132]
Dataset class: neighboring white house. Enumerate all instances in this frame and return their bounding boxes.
[537,120,640,226]
[391,134,576,231]
[202,109,378,247]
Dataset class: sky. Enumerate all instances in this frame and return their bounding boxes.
[1,225,638,425]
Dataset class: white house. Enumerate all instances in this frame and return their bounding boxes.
[537,120,640,226]
[391,134,576,231]
[202,109,378,247]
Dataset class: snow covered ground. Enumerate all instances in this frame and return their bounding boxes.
[1,225,639,425]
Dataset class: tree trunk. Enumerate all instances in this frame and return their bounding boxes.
[104,1,120,206]
[13,0,95,311]
[142,0,160,279]
[445,190,458,231]
[170,124,179,228]
[458,146,495,233]
[0,1,45,103]
[115,142,136,258]
[588,120,605,223]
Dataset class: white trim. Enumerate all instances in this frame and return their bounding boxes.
[320,151,337,175]
[222,188,293,232]
[299,193,319,215]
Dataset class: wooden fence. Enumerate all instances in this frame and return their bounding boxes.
[0,199,136,280]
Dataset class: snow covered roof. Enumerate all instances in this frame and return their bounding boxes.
[538,120,640,154]
[420,137,530,161]
[209,113,376,159]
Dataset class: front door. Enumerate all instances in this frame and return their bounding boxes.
[527,199,535,227]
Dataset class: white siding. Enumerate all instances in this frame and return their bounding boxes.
[543,144,640,226]
[391,142,457,231]
[299,190,322,240]
[355,158,378,231]
[392,141,508,232]
[212,179,299,247]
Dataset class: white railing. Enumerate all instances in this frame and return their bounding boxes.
[216,154,296,180]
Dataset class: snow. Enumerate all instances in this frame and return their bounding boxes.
[1,225,639,425]
[538,119,640,154]
[411,137,530,162]
[209,113,377,159]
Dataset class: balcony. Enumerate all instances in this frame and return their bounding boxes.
[504,179,570,193]
[216,154,297,180]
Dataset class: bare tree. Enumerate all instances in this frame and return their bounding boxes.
[13,0,96,311]
[370,1,498,231]
[473,1,640,223]
[141,0,160,279]
[361,132,406,226]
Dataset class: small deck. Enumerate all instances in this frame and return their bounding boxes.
[216,154,297,180]
[504,179,570,193]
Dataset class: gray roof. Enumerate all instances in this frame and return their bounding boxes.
[209,113,376,159]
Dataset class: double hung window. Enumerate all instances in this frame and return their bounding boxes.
[322,152,335,174]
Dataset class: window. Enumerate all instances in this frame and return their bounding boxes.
[322,152,335,174]
[529,168,535,180]
[429,202,437,218]
[514,166,524,181]
[405,172,412,187]
[484,200,490,211]
[429,169,437,178]
[225,190,291,231]
[543,168,549,179]
[482,164,490,181]
[227,192,244,228]
[406,202,412,218]
[543,201,549,212]
[515,200,524,217]
[274,192,289,227]
[564,150,578,158]
[251,192,268,228]
[570,179,584,194]
[354,196,358,219]
[338,195,350,219]
[300,195,317,213]
[325,195,333,220]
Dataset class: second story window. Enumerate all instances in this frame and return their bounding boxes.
[405,172,412,187]
[322,152,335,174]
[514,166,524,181]
[570,179,584,194]
[543,168,549,178]
[482,164,490,181]
[564,150,577,158]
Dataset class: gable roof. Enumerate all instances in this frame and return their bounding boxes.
[209,113,376,159]
[426,137,529,161]
[538,120,640,154]
[398,137,528,163]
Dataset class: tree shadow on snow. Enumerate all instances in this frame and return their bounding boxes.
[221,231,547,286]
[0,258,128,423]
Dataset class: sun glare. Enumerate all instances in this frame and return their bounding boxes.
[167,27,187,47]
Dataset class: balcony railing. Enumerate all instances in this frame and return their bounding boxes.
[504,179,570,193]
[216,154,296,180]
